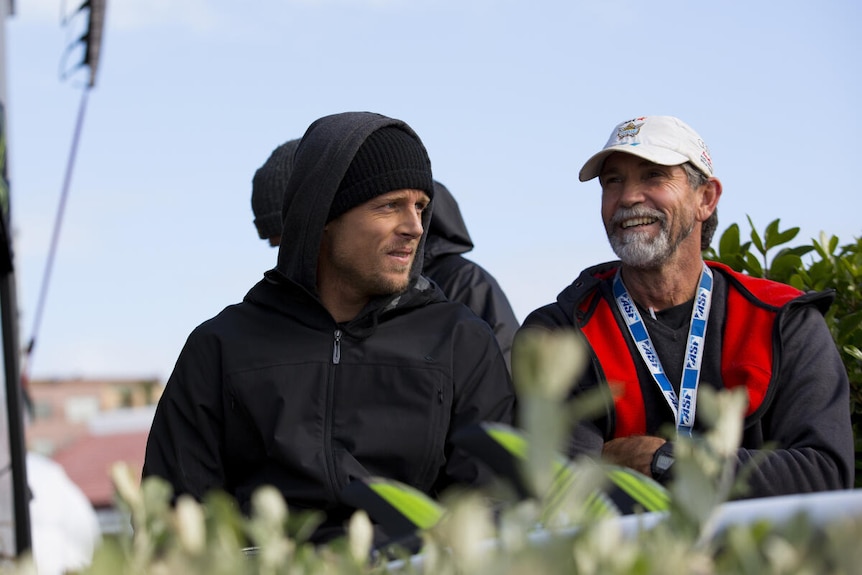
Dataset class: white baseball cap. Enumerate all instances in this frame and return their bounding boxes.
[578,116,714,182]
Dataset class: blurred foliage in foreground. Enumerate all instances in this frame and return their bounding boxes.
[4,326,862,574]
[704,217,862,487]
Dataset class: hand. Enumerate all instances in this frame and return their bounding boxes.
[601,436,667,477]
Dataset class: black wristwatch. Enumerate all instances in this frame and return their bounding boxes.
[650,441,675,482]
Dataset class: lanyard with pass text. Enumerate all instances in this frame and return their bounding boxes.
[612,263,713,437]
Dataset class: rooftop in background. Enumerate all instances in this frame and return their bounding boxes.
[24,377,161,533]
[53,428,149,509]
[25,376,161,456]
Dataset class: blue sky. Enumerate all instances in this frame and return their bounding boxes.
[6,0,860,381]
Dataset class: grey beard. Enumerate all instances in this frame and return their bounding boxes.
[607,209,694,269]
[610,228,673,268]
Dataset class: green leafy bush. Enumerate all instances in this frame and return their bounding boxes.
[704,217,862,486]
[4,330,862,574]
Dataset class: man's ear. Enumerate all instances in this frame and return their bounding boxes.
[698,177,722,222]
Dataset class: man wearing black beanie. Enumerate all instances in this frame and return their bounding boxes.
[144,112,515,548]
[251,136,520,370]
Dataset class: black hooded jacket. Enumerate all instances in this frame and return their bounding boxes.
[143,112,515,540]
[423,181,520,370]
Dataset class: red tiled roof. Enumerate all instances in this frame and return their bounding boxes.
[52,431,149,508]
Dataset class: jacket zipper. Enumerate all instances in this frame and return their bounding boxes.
[324,329,341,500]
[332,329,342,364]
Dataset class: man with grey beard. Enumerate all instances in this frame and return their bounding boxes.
[516,116,853,499]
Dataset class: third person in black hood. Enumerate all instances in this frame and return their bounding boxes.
[422,181,520,371]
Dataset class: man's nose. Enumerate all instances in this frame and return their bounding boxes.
[399,209,423,237]
[618,180,646,206]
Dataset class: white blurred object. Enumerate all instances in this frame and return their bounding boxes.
[27,452,101,575]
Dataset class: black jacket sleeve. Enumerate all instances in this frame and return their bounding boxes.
[425,255,519,369]
[142,324,228,501]
[436,315,516,493]
[735,304,855,496]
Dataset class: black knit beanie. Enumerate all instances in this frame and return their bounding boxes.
[327,126,434,222]
[252,139,300,240]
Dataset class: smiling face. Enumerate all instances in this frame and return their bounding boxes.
[317,188,430,320]
[599,152,702,270]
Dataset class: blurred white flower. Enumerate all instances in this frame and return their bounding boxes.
[764,536,800,572]
[110,462,142,509]
[573,518,634,573]
[174,495,206,554]
[513,330,586,400]
[348,510,373,564]
[251,486,287,527]
[706,387,747,457]
[440,495,494,572]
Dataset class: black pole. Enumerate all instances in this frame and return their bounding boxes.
[0,101,30,554]
[2,271,29,555]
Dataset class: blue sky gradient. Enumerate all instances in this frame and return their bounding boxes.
[7,0,860,380]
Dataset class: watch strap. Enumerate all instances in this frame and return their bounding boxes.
[650,441,675,482]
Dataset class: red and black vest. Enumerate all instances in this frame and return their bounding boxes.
[579,261,804,438]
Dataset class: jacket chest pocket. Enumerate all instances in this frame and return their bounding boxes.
[330,365,452,489]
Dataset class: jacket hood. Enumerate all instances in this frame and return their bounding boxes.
[274,111,435,298]
[424,180,474,265]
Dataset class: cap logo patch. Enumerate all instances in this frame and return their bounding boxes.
[698,139,714,174]
[616,118,645,142]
